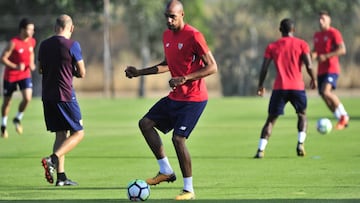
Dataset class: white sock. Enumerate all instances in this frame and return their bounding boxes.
[16,112,24,120]
[334,103,348,120]
[157,157,173,175]
[258,138,268,151]
[298,131,306,143]
[183,177,194,193]
[337,103,348,116]
[2,117,8,126]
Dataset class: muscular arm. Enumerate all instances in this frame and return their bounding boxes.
[125,59,169,78]
[326,42,346,58]
[74,59,86,78]
[302,53,317,89]
[168,51,217,88]
[29,49,36,71]
[185,51,217,81]
[314,43,346,62]
[257,57,272,96]
[1,41,24,70]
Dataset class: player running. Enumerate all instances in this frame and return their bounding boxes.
[312,10,349,130]
[254,18,317,158]
[0,18,36,138]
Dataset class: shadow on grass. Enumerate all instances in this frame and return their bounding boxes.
[1,199,360,203]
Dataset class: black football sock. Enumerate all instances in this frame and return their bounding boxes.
[57,172,67,181]
[50,153,59,166]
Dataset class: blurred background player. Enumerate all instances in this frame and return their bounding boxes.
[0,18,36,138]
[312,10,349,130]
[125,0,217,200]
[38,14,86,186]
[254,18,317,158]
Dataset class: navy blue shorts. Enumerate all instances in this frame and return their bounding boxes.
[3,78,33,96]
[317,73,339,94]
[144,97,207,138]
[268,90,307,116]
[42,100,83,132]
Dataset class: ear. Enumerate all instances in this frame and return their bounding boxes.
[70,25,74,33]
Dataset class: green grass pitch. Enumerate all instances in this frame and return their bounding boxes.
[0,96,359,202]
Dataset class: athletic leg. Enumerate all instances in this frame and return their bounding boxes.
[320,82,340,113]
[18,87,32,113]
[139,117,165,159]
[1,96,11,138]
[296,111,307,156]
[140,117,176,185]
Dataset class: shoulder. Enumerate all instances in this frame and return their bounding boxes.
[183,24,202,36]
[329,27,342,36]
[30,37,36,45]
[10,36,20,44]
[294,37,308,45]
[71,41,81,49]
[313,31,322,37]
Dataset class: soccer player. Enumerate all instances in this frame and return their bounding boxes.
[312,10,349,130]
[254,18,317,159]
[125,0,217,200]
[38,14,86,186]
[0,18,36,138]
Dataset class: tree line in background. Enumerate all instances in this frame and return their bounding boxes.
[0,0,359,96]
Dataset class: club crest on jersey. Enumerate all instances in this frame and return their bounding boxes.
[178,43,183,50]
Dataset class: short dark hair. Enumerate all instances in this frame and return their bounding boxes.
[18,18,33,31]
[319,10,330,16]
[279,18,294,33]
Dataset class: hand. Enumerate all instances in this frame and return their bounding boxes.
[317,54,328,62]
[309,79,317,90]
[257,87,265,96]
[73,65,81,78]
[169,76,186,89]
[125,66,139,78]
[29,63,36,71]
[17,63,25,71]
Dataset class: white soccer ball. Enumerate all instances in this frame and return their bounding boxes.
[316,118,332,134]
[127,179,150,201]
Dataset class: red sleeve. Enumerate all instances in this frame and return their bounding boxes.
[301,40,310,54]
[332,28,343,45]
[264,44,272,59]
[193,31,209,57]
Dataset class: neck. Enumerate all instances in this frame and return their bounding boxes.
[19,33,29,41]
[56,32,71,39]
[173,23,185,33]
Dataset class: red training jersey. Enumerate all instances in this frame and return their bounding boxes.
[4,36,36,82]
[163,24,210,102]
[313,27,343,75]
[264,36,310,90]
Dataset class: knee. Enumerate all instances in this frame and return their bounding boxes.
[138,117,153,132]
[172,135,185,147]
[24,97,32,103]
[78,130,85,140]
[297,112,306,120]
[320,89,331,99]
[71,130,84,140]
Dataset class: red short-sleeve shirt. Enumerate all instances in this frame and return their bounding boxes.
[163,24,210,102]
